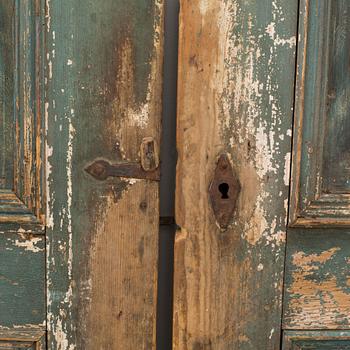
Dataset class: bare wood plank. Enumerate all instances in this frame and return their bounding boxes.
[174,1,297,349]
[45,0,163,348]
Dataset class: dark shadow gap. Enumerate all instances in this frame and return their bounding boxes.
[157,0,179,349]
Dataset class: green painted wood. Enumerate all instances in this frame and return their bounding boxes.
[45,0,163,348]
[283,331,350,349]
[0,232,45,329]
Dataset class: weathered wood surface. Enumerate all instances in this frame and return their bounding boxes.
[283,230,350,329]
[174,0,297,349]
[45,0,163,348]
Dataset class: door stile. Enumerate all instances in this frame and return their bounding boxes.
[173,1,298,349]
[45,1,164,349]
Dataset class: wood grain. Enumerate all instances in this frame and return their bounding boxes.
[45,0,163,348]
[174,1,297,349]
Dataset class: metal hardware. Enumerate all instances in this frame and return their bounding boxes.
[85,137,160,181]
[209,154,241,230]
[140,137,159,171]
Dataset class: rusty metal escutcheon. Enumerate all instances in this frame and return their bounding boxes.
[85,137,160,181]
[209,154,241,230]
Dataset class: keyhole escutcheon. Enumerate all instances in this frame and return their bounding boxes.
[209,154,241,230]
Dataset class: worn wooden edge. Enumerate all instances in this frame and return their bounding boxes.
[283,330,350,349]
[290,217,350,228]
[0,223,45,234]
[0,329,46,350]
[0,191,42,227]
[0,329,45,341]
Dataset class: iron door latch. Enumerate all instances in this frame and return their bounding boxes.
[85,137,160,181]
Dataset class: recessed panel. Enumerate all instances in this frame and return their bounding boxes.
[322,1,350,194]
[290,0,350,226]
[0,0,44,225]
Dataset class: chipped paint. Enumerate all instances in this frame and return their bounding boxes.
[14,236,44,253]
[284,238,350,330]
[266,22,296,48]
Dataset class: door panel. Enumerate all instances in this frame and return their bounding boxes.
[173,0,297,349]
[289,0,350,227]
[45,0,163,349]
[0,0,45,340]
[284,0,350,339]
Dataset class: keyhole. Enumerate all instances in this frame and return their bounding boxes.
[218,183,229,199]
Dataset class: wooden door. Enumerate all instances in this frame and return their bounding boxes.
[174,0,350,349]
[0,0,163,349]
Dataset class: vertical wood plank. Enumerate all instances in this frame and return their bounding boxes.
[45,0,163,348]
[173,1,297,349]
